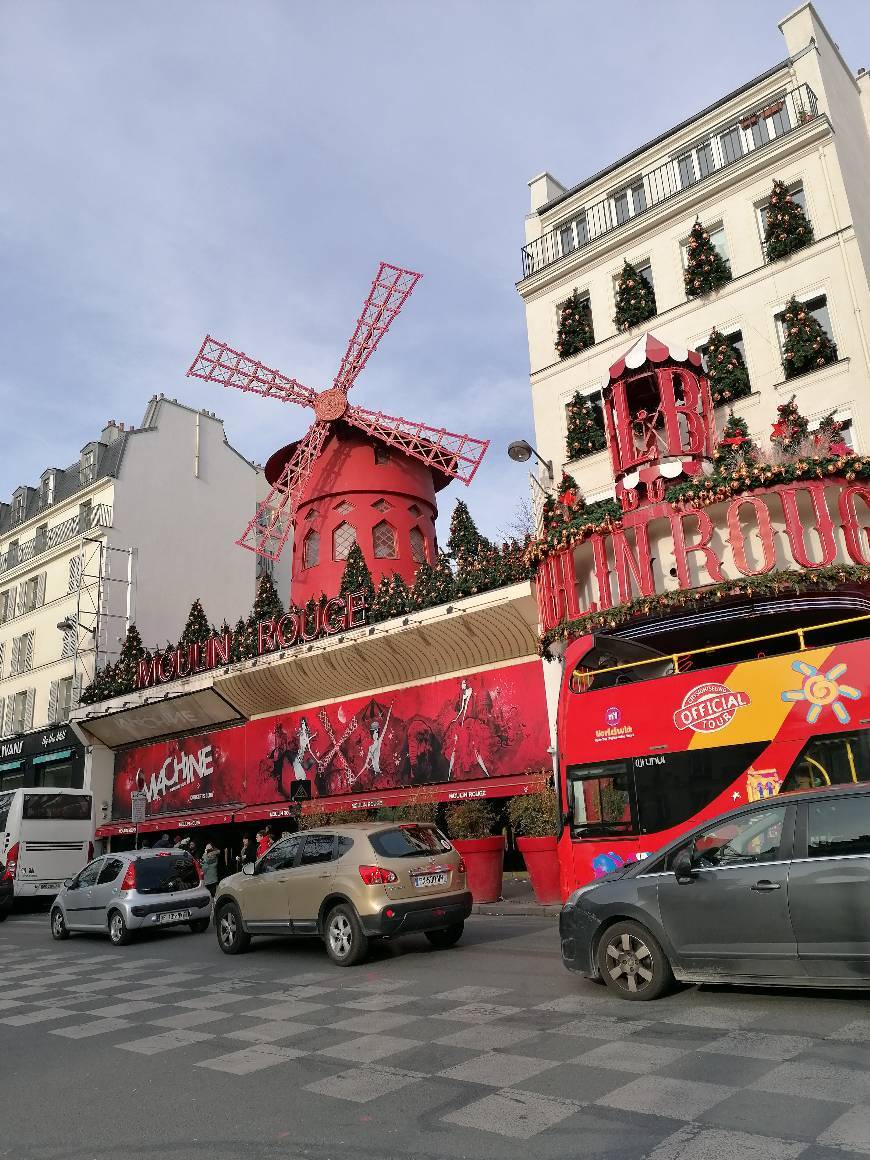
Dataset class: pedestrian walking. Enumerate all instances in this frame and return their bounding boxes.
[201,843,220,897]
[237,834,254,870]
[256,828,273,859]
[154,833,171,848]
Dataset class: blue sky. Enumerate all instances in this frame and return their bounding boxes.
[1,1,868,544]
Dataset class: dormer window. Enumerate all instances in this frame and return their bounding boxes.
[40,471,55,510]
[79,447,97,487]
[11,491,26,526]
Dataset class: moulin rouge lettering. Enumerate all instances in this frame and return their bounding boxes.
[136,590,367,690]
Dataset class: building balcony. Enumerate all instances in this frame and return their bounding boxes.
[0,503,113,574]
[520,83,820,281]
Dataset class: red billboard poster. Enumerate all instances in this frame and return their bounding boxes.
[245,660,551,803]
[112,725,246,821]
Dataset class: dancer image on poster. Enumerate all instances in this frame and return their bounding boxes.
[359,705,391,782]
[445,678,491,779]
[292,718,320,781]
[260,723,292,790]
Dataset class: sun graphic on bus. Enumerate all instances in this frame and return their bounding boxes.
[781,660,862,724]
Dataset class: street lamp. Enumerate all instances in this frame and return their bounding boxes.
[507,439,553,483]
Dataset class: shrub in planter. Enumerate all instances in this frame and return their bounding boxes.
[445,800,503,904]
[508,789,562,903]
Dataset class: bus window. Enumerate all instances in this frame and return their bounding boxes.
[568,761,635,835]
[633,743,767,834]
[781,730,870,793]
[22,793,92,821]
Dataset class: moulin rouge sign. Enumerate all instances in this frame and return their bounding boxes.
[136,591,366,690]
[536,334,870,633]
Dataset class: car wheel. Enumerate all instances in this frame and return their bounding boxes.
[107,910,132,947]
[324,904,368,967]
[215,902,250,955]
[189,917,211,934]
[50,907,70,940]
[597,920,673,1001]
[425,922,464,949]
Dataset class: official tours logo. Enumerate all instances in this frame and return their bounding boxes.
[673,683,751,733]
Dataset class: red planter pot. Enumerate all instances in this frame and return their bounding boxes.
[452,836,504,904]
[517,835,561,904]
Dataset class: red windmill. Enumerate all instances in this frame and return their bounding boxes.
[188,262,489,606]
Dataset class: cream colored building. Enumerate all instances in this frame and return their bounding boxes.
[0,396,288,785]
[518,3,870,505]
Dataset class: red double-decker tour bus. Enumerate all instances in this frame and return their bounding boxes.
[555,614,870,895]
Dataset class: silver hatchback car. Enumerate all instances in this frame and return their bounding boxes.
[50,849,213,946]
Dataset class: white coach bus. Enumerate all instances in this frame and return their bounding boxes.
[0,788,94,900]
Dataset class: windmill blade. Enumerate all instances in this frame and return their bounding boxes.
[188,336,318,409]
[236,422,329,561]
[346,405,489,485]
[332,263,421,396]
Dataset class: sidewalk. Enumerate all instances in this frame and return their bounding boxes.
[471,871,561,918]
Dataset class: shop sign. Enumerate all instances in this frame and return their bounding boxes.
[0,725,80,762]
[135,590,367,690]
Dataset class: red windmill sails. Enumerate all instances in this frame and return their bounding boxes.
[188,262,489,561]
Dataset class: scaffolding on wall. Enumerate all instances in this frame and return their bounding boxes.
[71,539,136,706]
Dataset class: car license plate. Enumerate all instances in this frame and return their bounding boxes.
[158,910,190,923]
[39,882,61,891]
[412,873,448,888]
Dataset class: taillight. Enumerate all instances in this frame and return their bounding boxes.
[358,865,398,885]
[3,843,18,881]
[120,862,136,891]
[457,857,466,874]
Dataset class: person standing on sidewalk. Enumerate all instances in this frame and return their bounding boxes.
[201,843,220,897]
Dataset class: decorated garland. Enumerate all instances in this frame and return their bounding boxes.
[540,562,870,655]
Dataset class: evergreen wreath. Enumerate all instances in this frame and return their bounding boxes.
[555,289,594,360]
[684,220,732,298]
[613,260,657,332]
[704,328,751,406]
[764,179,814,262]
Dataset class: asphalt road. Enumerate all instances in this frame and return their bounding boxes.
[2,909,870,1160]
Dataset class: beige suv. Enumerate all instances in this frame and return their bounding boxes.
[213,822,472,966]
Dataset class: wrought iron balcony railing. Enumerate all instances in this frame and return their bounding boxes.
[521,83,820,280]
[0,503,113,574]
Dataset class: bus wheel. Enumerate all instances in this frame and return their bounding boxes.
[50,907,69,940]
[597,920,672,1001]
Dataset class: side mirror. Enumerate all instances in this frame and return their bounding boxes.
[63,878,73,889]
[673,848,696,884]
[243,863,255,876]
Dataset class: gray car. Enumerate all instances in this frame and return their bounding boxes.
[560,783,870,1000]
[50,849,212,946]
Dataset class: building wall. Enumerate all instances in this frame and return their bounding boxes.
[518,5,870,507]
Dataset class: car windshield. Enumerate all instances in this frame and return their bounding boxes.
[134,855,199,894]
[369,825,450,858]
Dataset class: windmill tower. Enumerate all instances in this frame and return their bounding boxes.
[188,263,489,607]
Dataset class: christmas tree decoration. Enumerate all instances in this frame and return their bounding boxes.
[178,598,212,654]
[370,575,394,623]
[704,328,752,406]
[770,395,810,455]
[780,296,837,380]
[764,180,814,262]
[613,260,657,332]
[250,573,285,624]
[408,554,456,611]
[565,392,606,461]
[339,543,376,611]
[230,616,248,663]
[113,625,146,691]
[447,499,490,564]
[713,411,760,474]
[814,411,851,458]
[684,220,732,298]
[557,470,580,506]
[387,573,412,618]
[555,290,594,360]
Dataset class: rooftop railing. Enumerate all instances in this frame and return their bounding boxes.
[521,83,819,280]
[0,503,113,574]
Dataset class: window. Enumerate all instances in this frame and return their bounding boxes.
[408,504,422,517]
[759,184,807,234]
[68,556,82,593]
[134,854,198,893]
[22,792,91,820]
[559,212,589,256]
[51,677,75,724]
[807,796,870,858]
[691,805,786,868]
[698,328,746,367]
[719,126,744,165]
[300,833,334,865]
[781,730,870,793]
[410,526,427,564]
[683,223,729,268]
[10,690,33,734]
[61,622,76,660]
[11,491,26,526]
[97,858,124,885]
[79,449,97,487]
[677,153,696,188]
[302,529,319,570]
[696,141,715,178]
[334,500,354,515]
[614,184,647,225]
[78,500,92,534]
[72,860,102,889]
[333,522,357,561]
[34,759,75,789]
[6,540,18,569]
[775,295,833,353]
[372,521,397,559]
[568,743,768,837]
[258,836,300,874]
[767,104,791,138]
[40,472,55,509]
[34,524,47,555]
[750,117,769,149]
[637,260,655,295]
[369,825,450,858]
[304,507,318,522]
[372,499,392,513]
[21,575,44,615]
[11,633,34,675]
[374,446,390,465]
[0,587,15,624]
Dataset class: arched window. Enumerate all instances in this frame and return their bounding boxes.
[333,521,357,561]
[409,526,427,564]
[373,520,398,559]
[302,529,320,569]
